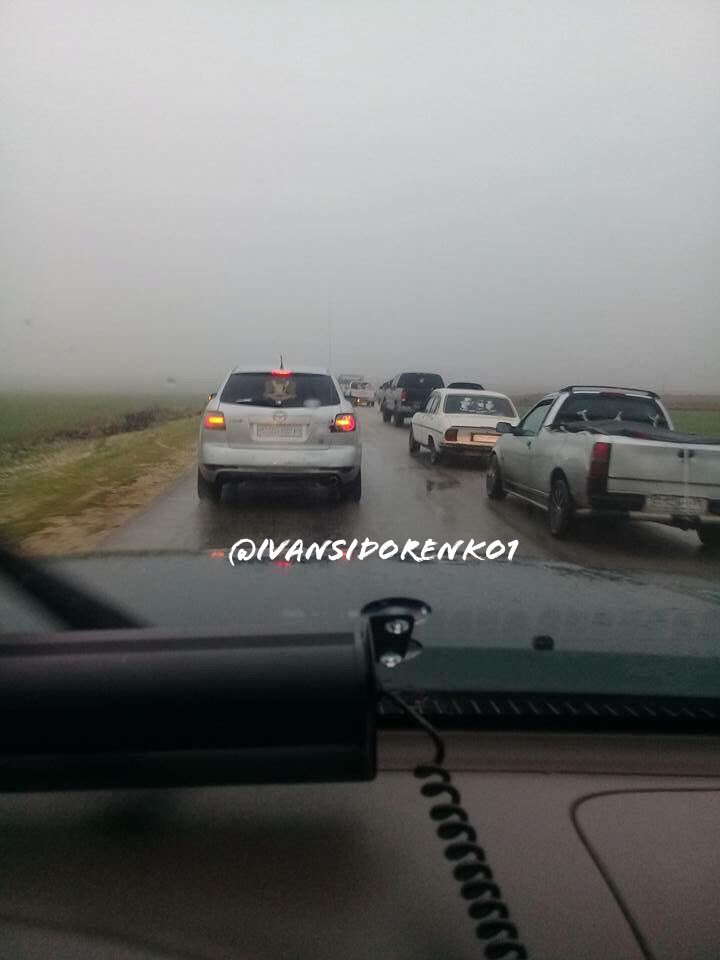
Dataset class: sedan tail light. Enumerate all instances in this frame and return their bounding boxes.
[444,428,458,442]
[203,412,226,430]
[332,413,356,432]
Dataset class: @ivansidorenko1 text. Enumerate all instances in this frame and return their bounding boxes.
[228,538,519,565]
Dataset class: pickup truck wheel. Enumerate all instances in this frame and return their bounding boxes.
[340,469,362,503]
[393,412,405,427]
[698,525,720,550]
[197,468,222,504]
[382,405,392,423]
[408,427,420,455]
[548,475,574,538]
[486,456,506,500]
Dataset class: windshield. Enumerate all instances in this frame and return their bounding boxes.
[556,394,669,427]
[443,395,516,417]
[1,2,720,710]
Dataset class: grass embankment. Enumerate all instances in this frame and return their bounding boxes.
[0,393,203,553]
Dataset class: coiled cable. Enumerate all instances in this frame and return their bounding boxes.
[383,689,529,960]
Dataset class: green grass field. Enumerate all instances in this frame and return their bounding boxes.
[671,410,720,437]
[0,416,198,547]
[0,392,204,455]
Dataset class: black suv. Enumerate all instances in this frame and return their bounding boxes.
[381,372,445,426]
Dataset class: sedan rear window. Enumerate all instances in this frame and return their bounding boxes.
[443,394,515,416]
[556,394,668,427]
[220,373,340,408]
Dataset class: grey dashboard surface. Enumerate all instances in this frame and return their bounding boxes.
[0,921,189,960]
[1,733,720,959]
[574,789,720,960]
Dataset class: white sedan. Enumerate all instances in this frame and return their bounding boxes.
[408,389,520,464]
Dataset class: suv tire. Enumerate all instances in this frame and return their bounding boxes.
[197,468,222,504]
[341,469,362,502]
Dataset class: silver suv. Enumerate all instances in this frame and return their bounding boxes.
[197,366,362,503]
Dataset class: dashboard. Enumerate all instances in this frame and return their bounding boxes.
[1,729,719,960]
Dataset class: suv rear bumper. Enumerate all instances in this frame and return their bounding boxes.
[199,442,361,483]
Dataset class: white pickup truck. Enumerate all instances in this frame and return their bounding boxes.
[486,385,720,547]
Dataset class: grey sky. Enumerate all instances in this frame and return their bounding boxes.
[2,0,719,393]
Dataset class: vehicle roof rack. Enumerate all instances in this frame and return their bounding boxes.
[560,385,659,398]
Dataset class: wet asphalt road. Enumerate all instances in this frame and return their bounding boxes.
[103,408,720,581]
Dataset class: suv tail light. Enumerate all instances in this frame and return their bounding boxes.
[332,413,356,432]
[400,389,408,402]
[444,428,458,442]
[203,412,226,430]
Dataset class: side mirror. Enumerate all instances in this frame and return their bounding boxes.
[208,392,217,401]
[495,421,515,435]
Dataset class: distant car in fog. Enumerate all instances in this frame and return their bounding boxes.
[347,381,375,406]
[198,366,362,504]
[409,389,519,464]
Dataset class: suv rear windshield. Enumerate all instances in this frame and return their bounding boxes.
[556,393,668,427]
[397,373,444,388]
[220,372,340,408]
[444,394,515,416]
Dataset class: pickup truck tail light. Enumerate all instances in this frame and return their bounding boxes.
[203,412,226,430]
[589,441,611,479]
[445,428,458,442]
[588,441,611,496]
[332,413,356,432]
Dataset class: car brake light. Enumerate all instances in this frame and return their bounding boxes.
[332,413,356,432]
[445,428,458,441]
[400,389,408,402]
[203,412,226,430]
[271,369,292,377]
[589,441,611,479]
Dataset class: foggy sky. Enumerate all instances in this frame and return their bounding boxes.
[2,0,719,394]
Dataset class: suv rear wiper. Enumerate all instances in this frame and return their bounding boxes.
[0,545,141,630]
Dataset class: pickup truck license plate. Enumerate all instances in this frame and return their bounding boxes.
[646,494,705,515]
[256,424,305,440]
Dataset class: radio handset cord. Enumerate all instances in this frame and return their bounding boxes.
[383,690,529,960]
[363,598,528,960]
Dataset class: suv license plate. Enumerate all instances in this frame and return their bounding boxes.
[257,424,305,439]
